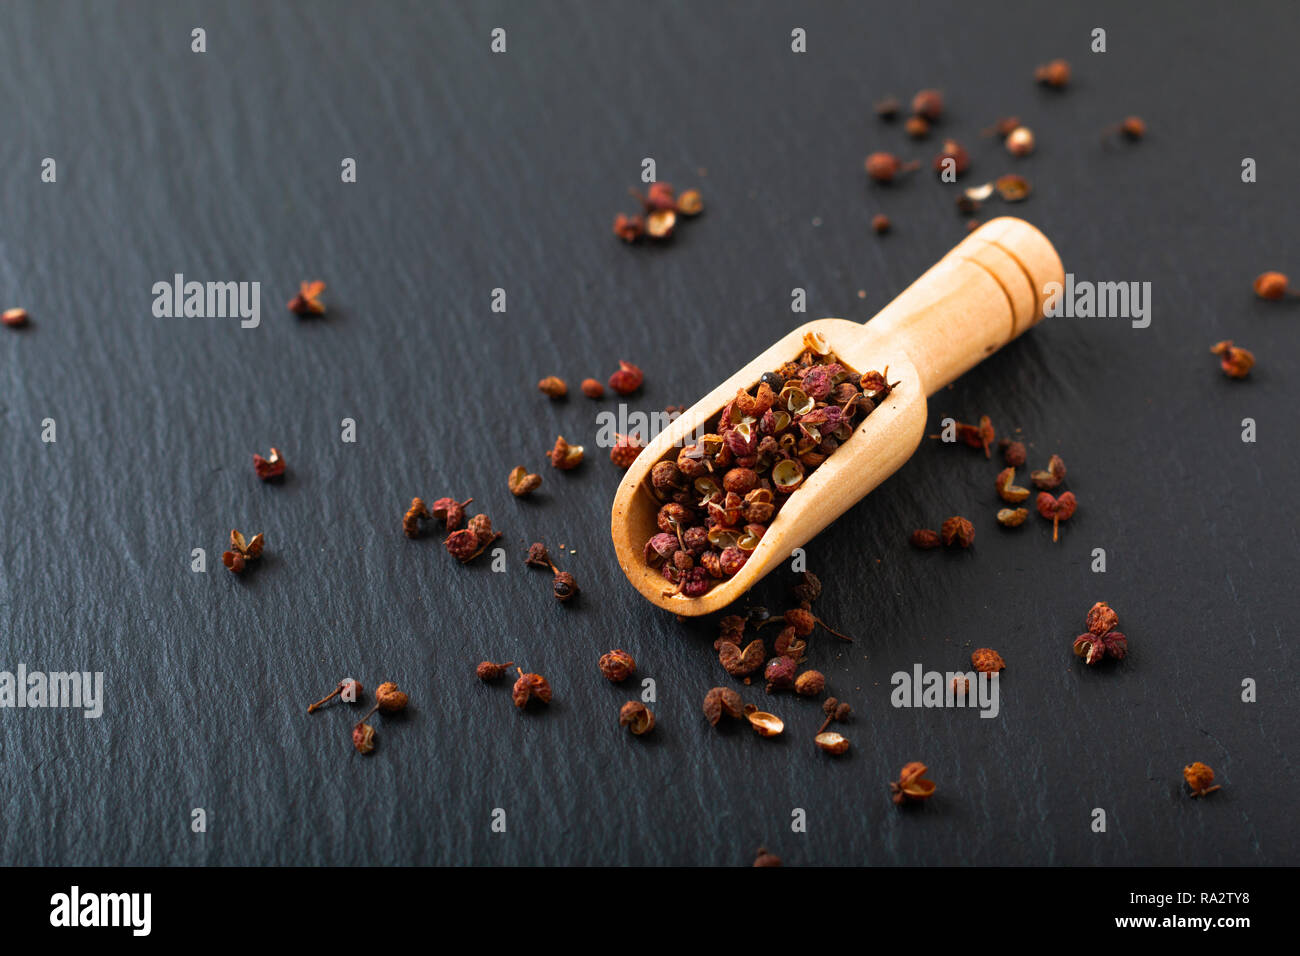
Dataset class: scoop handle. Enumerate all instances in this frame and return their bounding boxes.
[860,217,1064,395]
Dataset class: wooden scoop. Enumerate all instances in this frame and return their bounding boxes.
[611,216,1064,616]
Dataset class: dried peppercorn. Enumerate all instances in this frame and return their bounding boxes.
[996,467,1031,503]
[943,414,994,457]
[307,678,362,714]
[613,214,644,242]
[548,435,585,469]
[1029,454,1066,490]
[871,213,891,234]
[476,660,514,681]
[646,208,676,239]
[608,360,644,395]
[904,115,930,138]
[352,722,376,755]
[910,528,941,549]
[581,378,605,398]
[874,95,900,120]
[933,139,970,177]
[744,711,782,737]
[719,639,766,677]
[791,571,822,605]
[1005,126,1035,156]
[508,466,542,497]
[538,376,567,398]
[818,696,852,733]
[676,189,704,216]
[794,670,825,697]
[1034,59,1070,88]
[1036,491,1076,542]
[253,447,286,480]
[512,668,552,709]
[1001,439,1027,466]
[815,732,849,755]
[890,762,936,805]
[865,152,919,183]
[911,89,943,121]
[1253,271,1292,300]
[619,700,655,735]
[431,496,472,531]
[1,307,29,328]
[753,846,782,867]
[221,529,264,574]
[610,433,645,469]
[1210,340,1255,379]
[445,526,495,563]
[940,516,975,548]
[764,656,796,692]
[779,606,852,642]
[524,542,579,601]
[1073,601,1127,664]
[971,648,1005,673]
[702,686,745,726]
[287,280,326,316]
[997,507,1029,527]
[599,649,636,682]
[995,174,1031,201]
[1119,116,1146,140]
[403,497,430,538]
[1183,762,1221,798]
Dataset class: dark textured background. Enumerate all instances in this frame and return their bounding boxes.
[1,0,1296,866]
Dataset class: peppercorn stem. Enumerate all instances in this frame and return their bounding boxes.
[307,686,342,714]
[358,704,380,724]
[817,715,833,735]
[815,616,853,643]
[1052,516,1059,543]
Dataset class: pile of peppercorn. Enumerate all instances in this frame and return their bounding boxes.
[641,332,896,597]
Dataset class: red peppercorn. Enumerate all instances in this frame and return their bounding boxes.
[608,360,644,395]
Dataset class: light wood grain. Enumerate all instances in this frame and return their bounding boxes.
[610,217,1064,615]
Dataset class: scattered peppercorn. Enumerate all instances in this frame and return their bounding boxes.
[911,89,943,121]
[1036,491,1077,542]
[791,571,822,605]
[352,721,376,755]
[764,656,797,693]
[995,174,1031,201]
[747,711,784,737]
[646,208,676,239]
[512,668,552,709]
[538,375,567,398]
[676,189,704,216]
[599,649,636,683]
[221,529,264,574]
[814,731,849,755]
[287,280,326,316]
[971,648,1005,673]
[1119,116,1146,140]
[1073,601,1127,664]
[940,516,975,548]
[933,139,970,177]
[996,507,1029,528]
[608,360,644,395]
[910,528,942,549]
[794,670,825,697]
[1029,454,1067,490]
[871,213,891,234]
[252,446,286,481]
[445,509,500,562]
[476,660,514,681]
[1,307,29,328]
[1253,271,1292,300]
[995,467,1031,504]
[431,496,472,531]
[1001,439,1027,466]
[865,151,919,183]
[1183,762,1221,798]
[718,638,766,677]
[613,213,644,242]
[525,541,552,568]
[904,115,930,138]
[890,761,936,805]
[619,700,655,735]
[702,686,746,726]
[307,678,362,714]
[1005,126,1035,156]
[403,497,430,538]
[548,435,585,470]
[874,96,900,120]
[580,377,605,398]
[1210,340,1255,379]
[753,846,782,866]
[1034,59,1070,88]
[508,465,542,497]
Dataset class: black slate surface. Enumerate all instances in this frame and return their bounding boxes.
[1,0,1297,866]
